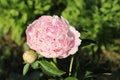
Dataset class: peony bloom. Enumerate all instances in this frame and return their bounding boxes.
[26,15,81,58]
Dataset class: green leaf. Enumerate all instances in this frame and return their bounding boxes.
[23,64,30,76]
[84,71,93,78]
[43,5,50,11]
[39,60,65,76]
[64,77,78,80]
[31,61,40,69]
[21,13,28,23]
[11,25,23,46]
[36,52,43,58]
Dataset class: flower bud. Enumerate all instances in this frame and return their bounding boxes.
[23,50,37,64]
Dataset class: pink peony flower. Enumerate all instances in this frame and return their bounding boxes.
[26,15,81,58]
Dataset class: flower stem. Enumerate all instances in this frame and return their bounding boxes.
[53,58,57,64]
[69,56,74,76]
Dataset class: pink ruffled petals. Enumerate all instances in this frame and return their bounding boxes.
[26,15,81,58]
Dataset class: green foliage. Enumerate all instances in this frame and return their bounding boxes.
[62,0,120,44]
[23,60,65,77]
[0,0,54,45]
[39,60,65,76]
[0,0,120,80]
[23,64,30,76]
[31,61,40,69]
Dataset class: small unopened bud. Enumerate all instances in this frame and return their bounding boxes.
[23,50,37,64]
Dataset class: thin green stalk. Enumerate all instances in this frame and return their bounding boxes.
[69,56,74,76]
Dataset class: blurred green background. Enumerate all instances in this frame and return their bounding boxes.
[0,0,120,80]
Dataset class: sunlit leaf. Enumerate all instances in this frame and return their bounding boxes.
[39,60,65,76]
